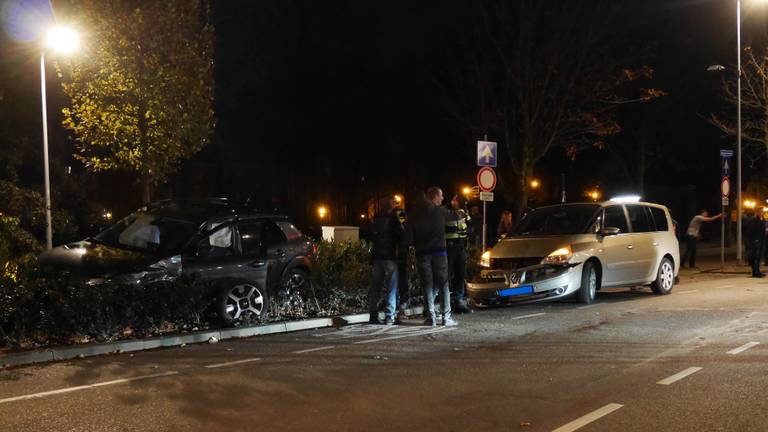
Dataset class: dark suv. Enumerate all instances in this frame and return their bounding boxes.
[39,199,313,324]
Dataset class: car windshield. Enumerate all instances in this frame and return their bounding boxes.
[513,204,600,236]
[93,211,197,254]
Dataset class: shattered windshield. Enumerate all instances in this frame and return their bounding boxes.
[513,204,600,236]
[94,211,197,254]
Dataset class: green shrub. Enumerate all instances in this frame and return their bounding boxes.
[306,239,371,316]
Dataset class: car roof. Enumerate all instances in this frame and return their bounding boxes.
[530,201,669,212]
[145,199,289,225]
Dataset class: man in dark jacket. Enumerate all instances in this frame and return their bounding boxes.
[744,208,765,278]
[368,196,405,324]
[406,186,457,326]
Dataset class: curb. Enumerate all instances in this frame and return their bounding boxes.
[0,306,424,368]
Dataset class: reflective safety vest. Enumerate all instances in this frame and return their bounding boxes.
[445,208,470,241]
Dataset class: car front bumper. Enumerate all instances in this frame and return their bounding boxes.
[466,262,584,305]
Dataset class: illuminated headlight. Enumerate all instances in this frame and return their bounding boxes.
[480,251,491,268]
[541,247,572,265]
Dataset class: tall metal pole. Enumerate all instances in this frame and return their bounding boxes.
[737,0,743,263]
[40,53,53,250]
[481,133,488,252]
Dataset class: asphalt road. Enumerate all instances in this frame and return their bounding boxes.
[1,273,768,432]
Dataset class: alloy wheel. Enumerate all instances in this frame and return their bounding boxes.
[224,284,264,321]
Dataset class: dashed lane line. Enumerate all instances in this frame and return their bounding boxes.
[727,342,760,355]
[0,371,179,404]
[656,367,703,385]
[292,345,335,354]
[716,284,736,289]
[551,403,624,432]
[512,312,547,320]
[204,358,261,369]
[353,327,455,344]
[677,290,698,295]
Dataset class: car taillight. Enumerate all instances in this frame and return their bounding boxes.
[311,242,319,256]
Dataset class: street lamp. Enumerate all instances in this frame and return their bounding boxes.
[530,179,540,189]
[317,205,328,220]
[41,25,80,249]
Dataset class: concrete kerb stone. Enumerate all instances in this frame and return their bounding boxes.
[1,305,429,368]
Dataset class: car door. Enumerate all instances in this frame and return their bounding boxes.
[183,222,268,287]
[598,205,636,286]
[261,220,291,287]
[625,205,657,282]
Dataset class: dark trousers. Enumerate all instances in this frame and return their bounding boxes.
[447,240,467,302]
[747,239,763,276]
[397,253,409,310]
[416,253,450,320]
[681,235,697,268]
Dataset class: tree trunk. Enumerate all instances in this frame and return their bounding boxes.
[141,174,152,204]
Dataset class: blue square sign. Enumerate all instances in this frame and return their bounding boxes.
[477,141,497,167]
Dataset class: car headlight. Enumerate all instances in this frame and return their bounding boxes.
[480,251,491,268]
[540,246,572,265]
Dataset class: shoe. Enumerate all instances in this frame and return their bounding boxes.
[384,316,395,325]
[454,301,473,314]
[369,313,382,325]
[442,316,458,327]
[423,318,436,327]
[752,273,766,278]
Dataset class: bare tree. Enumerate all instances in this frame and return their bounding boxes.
[440,0,663,215]
[709,45,768,168]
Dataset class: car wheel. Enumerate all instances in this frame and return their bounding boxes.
[651,257,675,295]
[577,261,598,304]
[217,282,269,325]
[278,267,311,309]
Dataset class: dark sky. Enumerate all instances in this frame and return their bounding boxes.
[2,0,768,230]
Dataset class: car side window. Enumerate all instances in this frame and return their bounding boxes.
[604,206,629,233]
[239,223,264,257]
[275,221,303,241]
[649,207,669,231]
[196,225,234,258]
[264,222,287,247]
[626,205,653,233]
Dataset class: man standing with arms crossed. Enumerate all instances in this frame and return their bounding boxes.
[407,186,457,326]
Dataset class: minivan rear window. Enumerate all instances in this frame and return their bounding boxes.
[626,205,653,233]
[649,207,669,231]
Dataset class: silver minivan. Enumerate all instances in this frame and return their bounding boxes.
[467,200,679,305]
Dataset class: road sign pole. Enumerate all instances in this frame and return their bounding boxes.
[721,201,725,269]
[482,201,487,252]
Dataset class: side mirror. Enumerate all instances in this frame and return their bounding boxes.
[601,227,621,236]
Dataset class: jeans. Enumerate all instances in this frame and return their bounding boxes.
[416,253,451,321]
[369,259,398,319]
[681,235,697,268]
[447,241,467,302]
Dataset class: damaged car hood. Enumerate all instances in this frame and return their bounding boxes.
[38,239,163,276]
[491,235,595,258]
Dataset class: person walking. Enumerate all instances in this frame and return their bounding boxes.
[406,186,457,326]
[680,209,722,269]
[445,194,473,314]
[497,210,514,241]
[744,208,765,278]
[368,196,405,324]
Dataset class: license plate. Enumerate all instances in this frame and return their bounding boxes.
[498,285,534,297]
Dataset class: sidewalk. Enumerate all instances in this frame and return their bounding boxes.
[678,240,754,283]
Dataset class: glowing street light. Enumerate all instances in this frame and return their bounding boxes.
[586,189,602,202]
[40,25,80,249]
[317,206,328,220]
[530,179,540,189]
[462,186,472,196]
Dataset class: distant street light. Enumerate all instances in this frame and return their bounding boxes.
[317,205,328,220]
[530,179,540,189]
[586,189,602,202]
[41,25,80,250]
[462,186,472,196]
[393,194,402,204]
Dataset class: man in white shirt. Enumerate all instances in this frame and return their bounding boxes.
[680,209,722,269]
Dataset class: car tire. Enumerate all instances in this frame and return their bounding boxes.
[651,257,675,295]
[577,261,598,304]
[217,280,269,325]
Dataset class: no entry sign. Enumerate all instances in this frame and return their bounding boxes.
[477,167,497,192]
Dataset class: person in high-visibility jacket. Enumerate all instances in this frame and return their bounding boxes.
[445,194,473,313]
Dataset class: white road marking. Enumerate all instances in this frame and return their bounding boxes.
[727,342,760,355]
[677,290,698,295]
[354,327,455,344]
[656,367,703,385]
[292,345,335,354]
[0,371,178,404]
[716,284,735,289]
[512,312,546,320]
[577,304,597,309]
[204,358,261,369]
[552,403,623,432]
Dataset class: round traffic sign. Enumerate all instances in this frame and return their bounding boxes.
[477,167,497,192]
[721,177,730,197]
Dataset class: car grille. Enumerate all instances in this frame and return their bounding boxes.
[490,257,543,271]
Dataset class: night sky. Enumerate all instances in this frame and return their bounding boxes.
[2,0,768,235]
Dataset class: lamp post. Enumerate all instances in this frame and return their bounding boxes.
[737,0,743,263]
[40,26,79,250]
